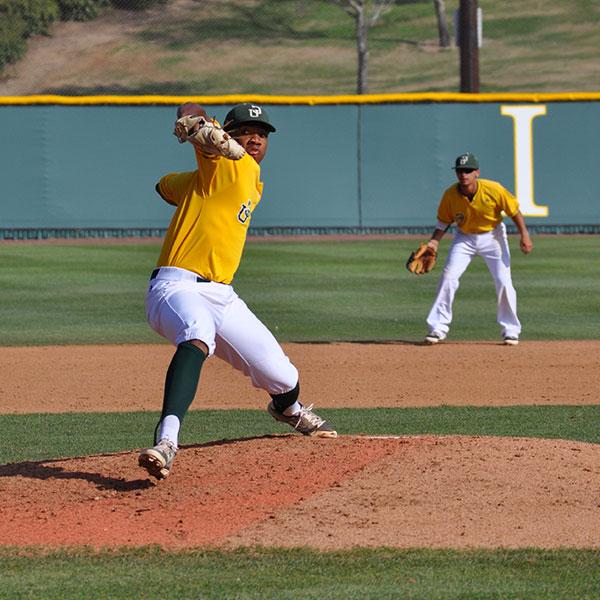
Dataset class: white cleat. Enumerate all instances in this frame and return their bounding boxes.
[138,439,177,479]
[268,402,337,437]
[424,332,445,344]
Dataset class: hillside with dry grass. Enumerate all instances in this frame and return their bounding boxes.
[0,0,598,95]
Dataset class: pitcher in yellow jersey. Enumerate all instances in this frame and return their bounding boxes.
[139,102,336,480]
[423,153,533,346]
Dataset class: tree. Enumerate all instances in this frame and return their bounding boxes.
[329,0,394,94]
[432,0,451,47]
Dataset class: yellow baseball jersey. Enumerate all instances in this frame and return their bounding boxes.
[155,150,263,284]
[437,178,520,234]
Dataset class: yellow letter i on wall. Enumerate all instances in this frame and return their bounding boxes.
[500,105,549,217]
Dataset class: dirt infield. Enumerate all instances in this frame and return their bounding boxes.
[1,341,598,413]
[1,341,599,549]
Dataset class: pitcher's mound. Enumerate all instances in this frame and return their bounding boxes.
[1,435,599,549]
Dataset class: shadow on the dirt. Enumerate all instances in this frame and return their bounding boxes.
[0,458,154,491]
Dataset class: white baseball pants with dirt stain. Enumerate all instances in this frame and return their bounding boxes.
[145,266,298,395]
[426,222,521,339]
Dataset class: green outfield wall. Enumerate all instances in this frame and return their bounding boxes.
[1,93,599,237]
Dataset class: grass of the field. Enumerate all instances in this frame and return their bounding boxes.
[1,236,599,345]
[1,237,598,599]
[2,405,600,465]
[1,547,599,600]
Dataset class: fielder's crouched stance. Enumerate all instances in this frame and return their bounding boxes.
[410,153,533,346]
[139,102,336,480]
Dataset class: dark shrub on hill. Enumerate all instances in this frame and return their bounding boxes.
[57,0,106,21]
[0,11,27,68]
[0,0,60,36]
[111,0,169,10]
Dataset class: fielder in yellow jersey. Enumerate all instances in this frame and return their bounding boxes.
[436,178,520,235]
[139,102,336,480]
[423,153,533,346]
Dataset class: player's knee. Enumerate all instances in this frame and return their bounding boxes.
[270,381,300,412]
[250,356,298,394]
[186,339,209,356]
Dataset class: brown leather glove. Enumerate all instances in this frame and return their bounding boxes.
[173,115,246,160]
[406,242,437,275]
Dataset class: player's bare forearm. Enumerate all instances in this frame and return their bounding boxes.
[431,227,446,242]
[428,222,452,250]
[511,211,533,254]
[426,230,441,252]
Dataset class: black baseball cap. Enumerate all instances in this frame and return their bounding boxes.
[223,103,276,133]
[453,152,479,170]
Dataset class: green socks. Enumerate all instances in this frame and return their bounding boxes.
[160,341,207,423]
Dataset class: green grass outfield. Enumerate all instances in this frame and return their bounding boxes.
[1,237,599,598]
[1,236,599,345]
[1,547,599,600]
[2,405,600,466]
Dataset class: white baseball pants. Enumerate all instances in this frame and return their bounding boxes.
[145,267,298,395]
[426,222,521,339]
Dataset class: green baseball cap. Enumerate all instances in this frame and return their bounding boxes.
[453,152,479,170]
[223,103,276,133]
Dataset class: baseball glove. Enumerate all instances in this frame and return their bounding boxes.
[173,115,246,160]
[406,243,437,275]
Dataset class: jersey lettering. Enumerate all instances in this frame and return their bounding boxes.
[237,199,252,224]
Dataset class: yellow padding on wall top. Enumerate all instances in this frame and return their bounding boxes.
[1,92,600,105]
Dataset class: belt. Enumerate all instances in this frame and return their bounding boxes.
[462,223,504,235]
[460,228,495,235]
[150,267,210,283]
